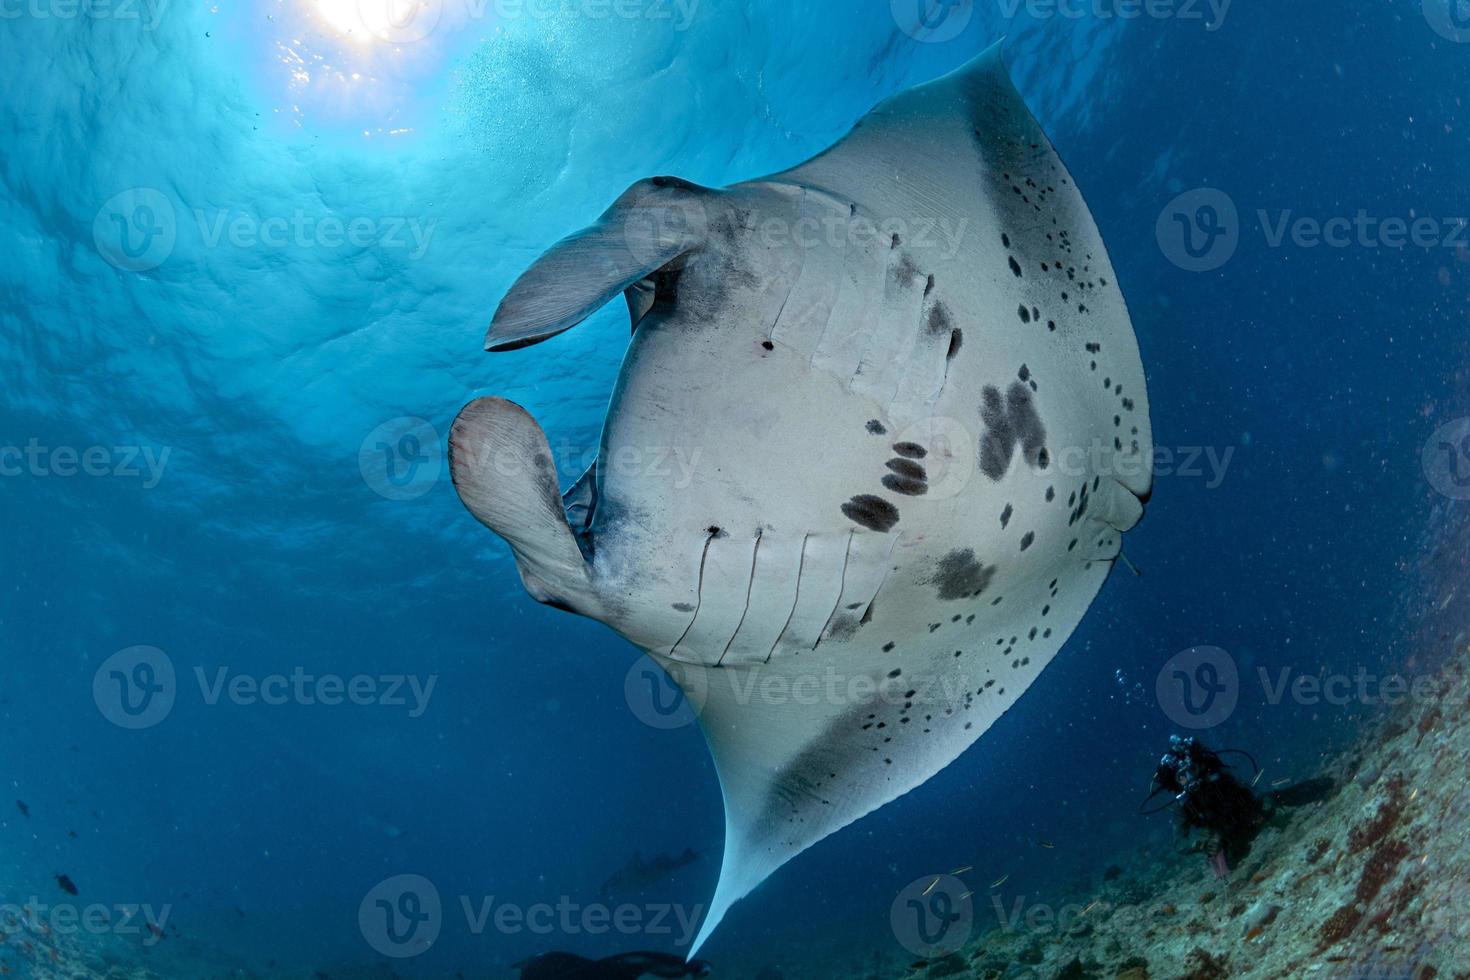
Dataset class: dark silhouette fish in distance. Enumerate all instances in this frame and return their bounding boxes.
[600,848,699,898]
[56,873,78,896]
[16,800,28,818]
[514,952,711,980]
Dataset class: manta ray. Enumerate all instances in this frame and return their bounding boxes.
[448,42,1152,953]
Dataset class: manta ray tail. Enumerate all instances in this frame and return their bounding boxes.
[449,397,596,613]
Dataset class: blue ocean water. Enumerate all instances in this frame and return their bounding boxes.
[2,0,1468,976]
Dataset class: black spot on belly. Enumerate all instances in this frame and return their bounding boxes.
[892,442,927,459]
[672,602,695,612]
[1008,256,1022,277]
[1020,531,1035,551]
[882,474,927,496]
[946,328,963,361]
[886,458,925,480]
[892,253,922,288]
[825,614,860,642]
[979,382,1049,481]
[928,548,997,601]
[866,419,887,435]
[926,301,954,337]
[841,495,899,532]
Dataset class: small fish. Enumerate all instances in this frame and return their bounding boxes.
[67,830,78,839]
[921,877,940,897]
[1037,840,1056,849]
[1251,770,1265,788]
[1081,900,1100,916]
[16,800,29,818]
[1408,787,1420,803]
[948,865,973,875]
[55,874,78,896]
[957,891,973,901]
[1271,777,1291,788]
[990,874,1009,889]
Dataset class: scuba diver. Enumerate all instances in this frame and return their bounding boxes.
[1141,735,1334,876]
[512,951,712,980]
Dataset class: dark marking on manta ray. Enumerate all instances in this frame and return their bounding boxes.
[761,340,774,351]
[882,474,927,496]
[1008,256,1022,278]
[1020,531,1035,551]
[866,419,887,435]
[946,328,963,361]
[886,459,925,480]
[979,382,1049,481]
[926,301,954,337]
[928,548,996,601]
[1000,503,1013,528]
[892,253,922,289]
[1017,305,1031,324]
[924,274,936,297]
[825,614,860,643]
[892,442,927,459]
[841,495,899,532]
[672,602,695,612]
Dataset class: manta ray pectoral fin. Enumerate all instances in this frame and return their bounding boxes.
[449,397,597,613]
[485,177,713,352]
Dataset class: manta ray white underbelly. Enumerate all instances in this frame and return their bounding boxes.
[447,41,1153,953]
